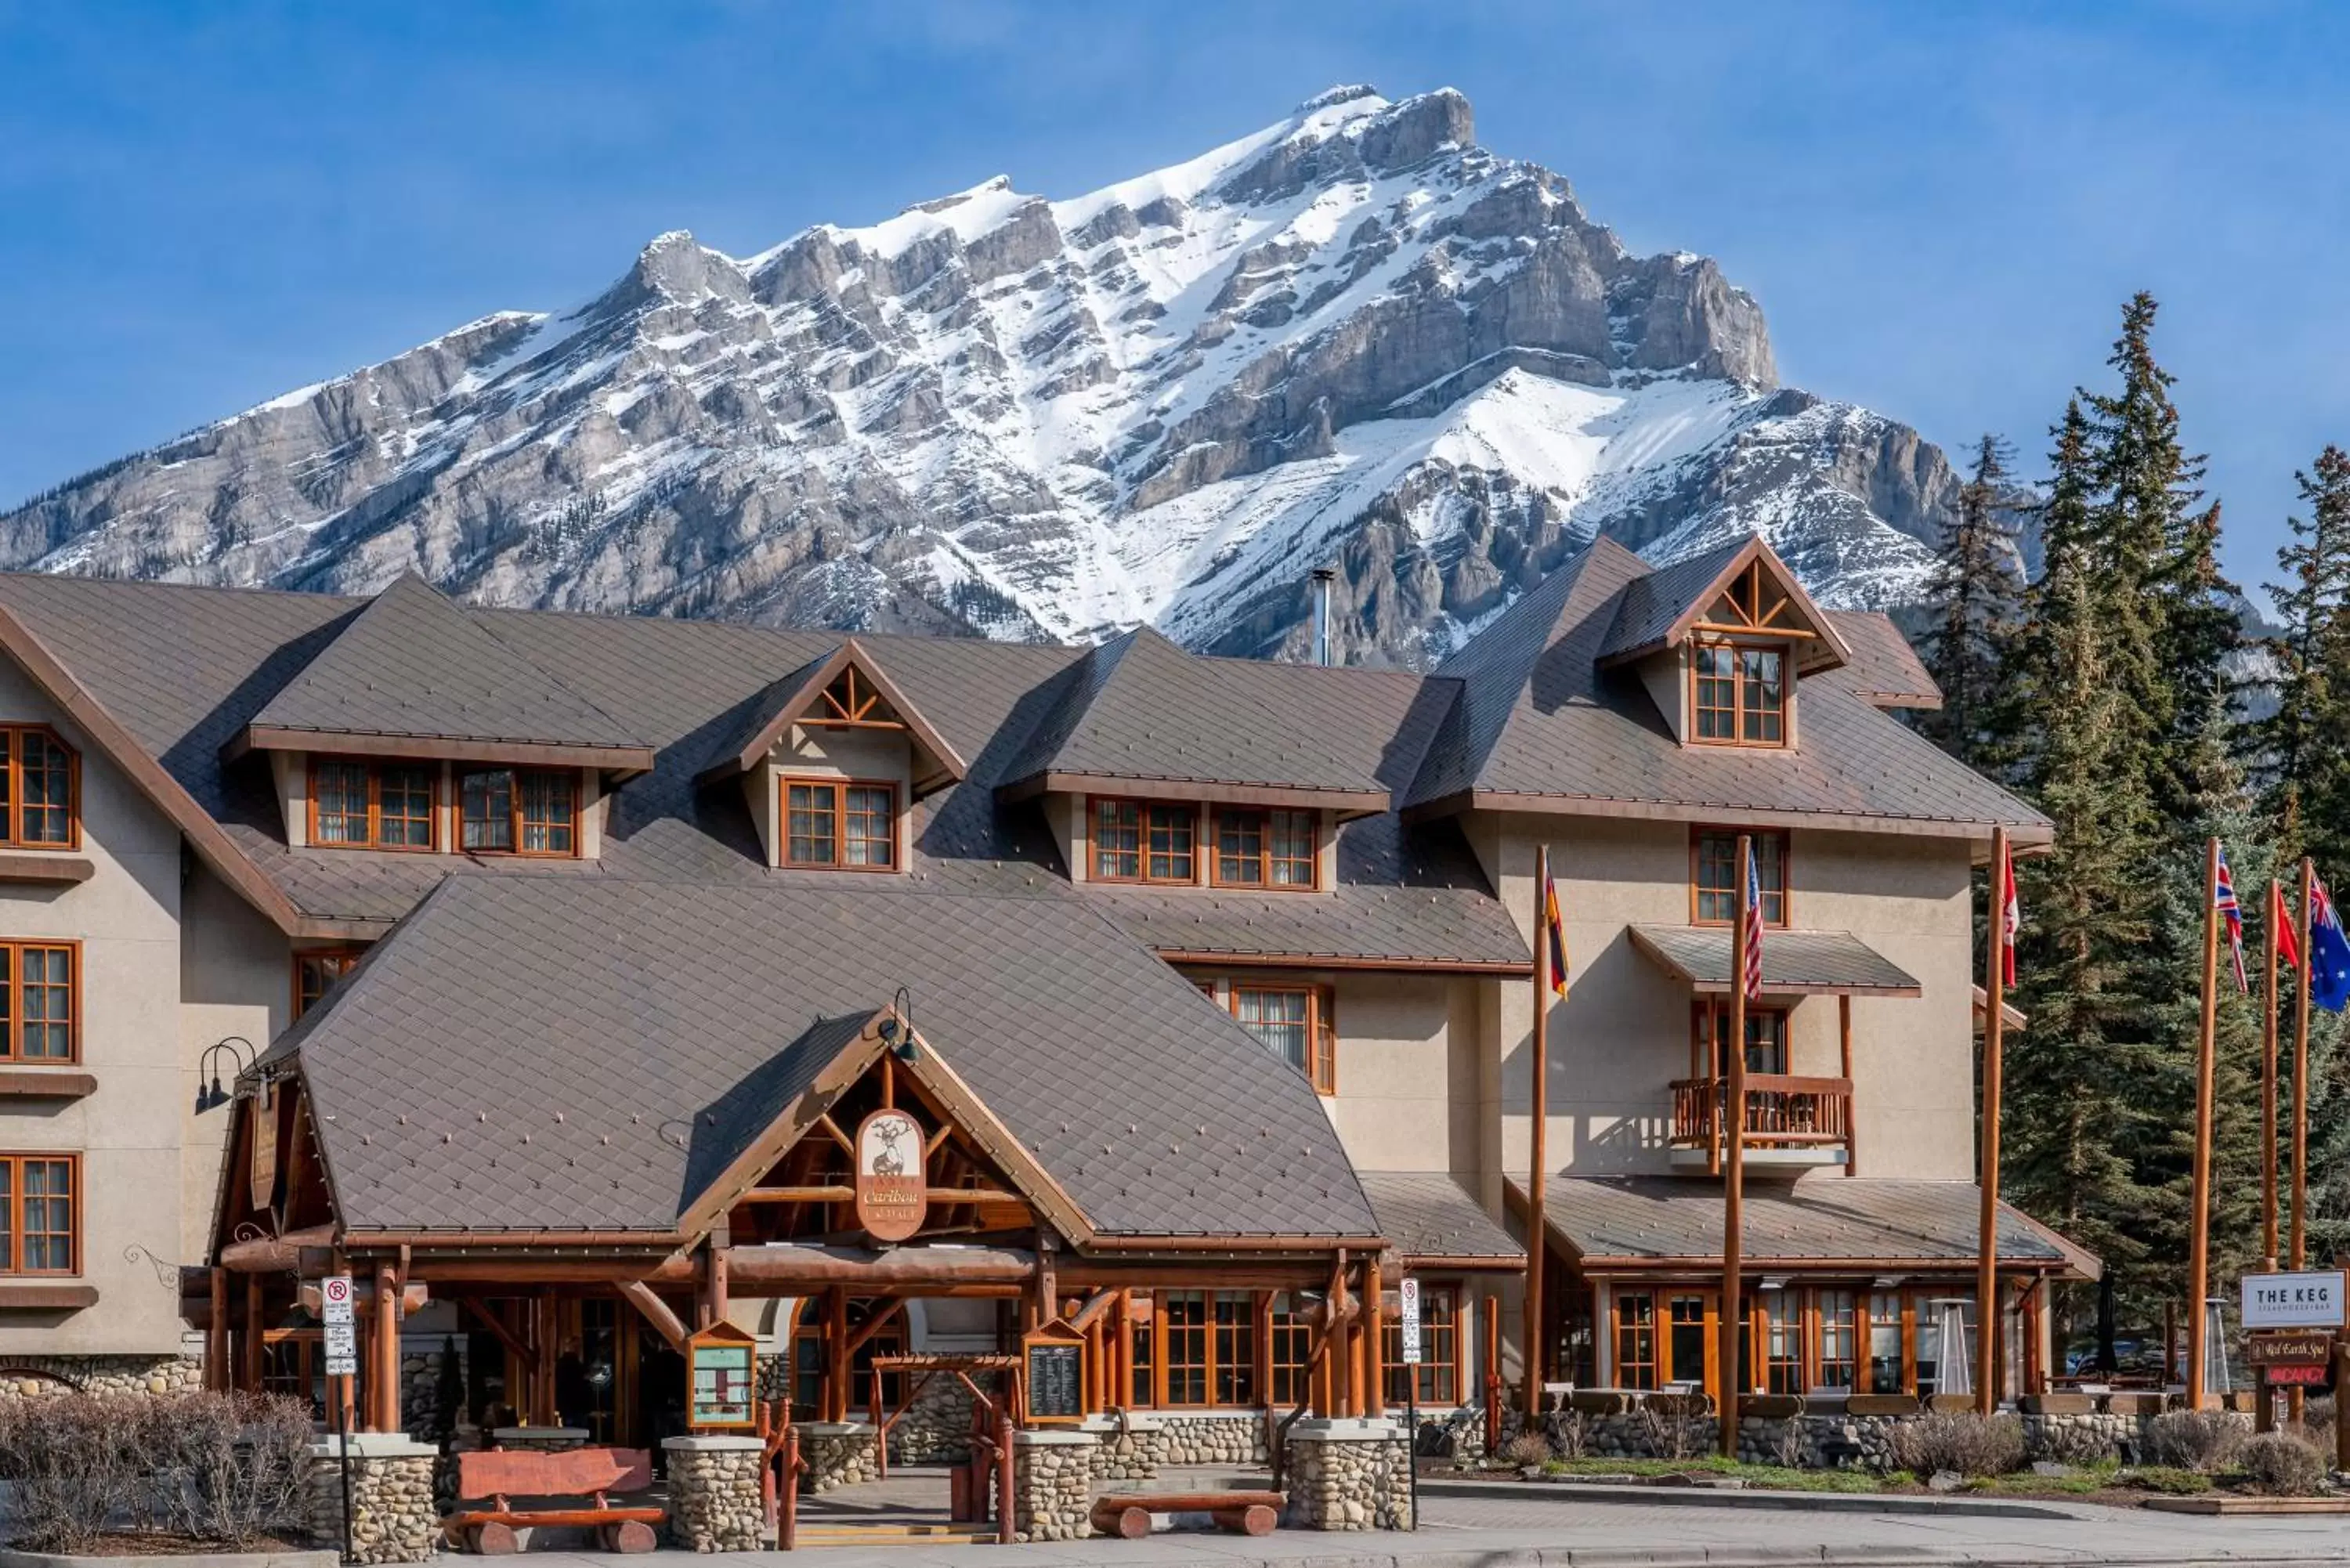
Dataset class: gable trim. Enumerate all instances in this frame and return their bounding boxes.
[697,638,969,793]
[1599,538,1855,673]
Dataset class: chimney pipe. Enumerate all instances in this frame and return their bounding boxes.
[1311,568,1336,667]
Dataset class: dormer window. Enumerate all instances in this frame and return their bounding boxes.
[782,777,897,870]
[1693,642,1786,746]
[0,724,78,847]
[1091,798,1194,884]
[460,768,579,857]
[1213,807,1318,890]
[309,758,436,851]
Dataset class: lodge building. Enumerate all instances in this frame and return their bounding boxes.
[0,533,2097,1449]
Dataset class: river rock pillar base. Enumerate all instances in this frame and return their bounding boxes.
[662,1436,765,1552]
[306,1435,439,1564]
[1282,1418,1412,1531]
[796,1420,880,1493]
[1012,1429,1097,1542]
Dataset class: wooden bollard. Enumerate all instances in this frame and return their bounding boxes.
[1212,1504,1277,1536]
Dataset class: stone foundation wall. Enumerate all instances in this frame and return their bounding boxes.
[1282,1420,1412,1531]
[1155,1411,1267,1465]
[1010,1432,1096,1543]
[0,1353,202,1399]
[663,1436,765,1552]
[798,1422,880,1493]
[887,1367,999,1464]
[306,1437,439,1565]
[399,1337,465,1440]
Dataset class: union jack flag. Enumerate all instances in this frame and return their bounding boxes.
[1742,839,1765,1003]
[2215,845,2249,995]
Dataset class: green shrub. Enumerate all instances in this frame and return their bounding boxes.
[2128,1465,2214,1495]
[2139,1410,2243,1473]
[1885,1411,2026,1478]
[2238,1432,2327,1497]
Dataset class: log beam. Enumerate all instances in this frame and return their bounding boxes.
[620,1281,690,1352]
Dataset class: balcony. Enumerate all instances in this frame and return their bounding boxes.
[1669,1075,1854,1172]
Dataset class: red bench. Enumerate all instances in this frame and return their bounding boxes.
[443,1447,664,1554]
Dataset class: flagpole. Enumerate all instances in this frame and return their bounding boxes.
[2265,879,2282,1274]
[2292,856,2314,1425]
[1719,833,1750,1458]
[2187,836,2220,1412]
[1523,843,1549,1418]
[1976,826,2008,1416]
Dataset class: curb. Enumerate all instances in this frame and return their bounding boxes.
[1417,1476,2092,1520]
[0,1552,338,1568]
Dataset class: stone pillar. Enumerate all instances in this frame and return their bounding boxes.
[1010,1429,1096,1543]
[795,1420,880,1492]
[662,1436,766,1552]
[1282,1417,1412,1531]
[306,1434,440,1564]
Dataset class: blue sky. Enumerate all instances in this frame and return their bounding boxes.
[3,1,2345,597]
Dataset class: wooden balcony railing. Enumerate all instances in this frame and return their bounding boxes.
[1670,1075,1856,1171]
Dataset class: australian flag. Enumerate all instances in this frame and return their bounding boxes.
[2312,871,2350,1013]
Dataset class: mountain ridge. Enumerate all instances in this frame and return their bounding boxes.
[2,85,1956,667]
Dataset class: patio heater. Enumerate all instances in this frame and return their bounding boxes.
[2200,1296,2234,1398]
[1926,1297,1972,1398]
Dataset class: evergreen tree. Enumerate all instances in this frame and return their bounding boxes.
[1919,434,2027,775]
[2261,446,2350,869]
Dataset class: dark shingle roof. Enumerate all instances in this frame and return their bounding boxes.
[1597,540,1751,664]
[246,574,649,758]
[1629,926,1922,995]
[1358,1172,1523,1263]
[1528,1174,2096,1276]
[291,873,1378,1240]
[1820,611,1943,709]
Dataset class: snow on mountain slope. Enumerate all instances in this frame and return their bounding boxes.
[1,85,1951,667]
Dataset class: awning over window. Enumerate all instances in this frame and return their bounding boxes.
[1510,1173,2099,1281]
[1357,1172,1524,1272]
[1628,925,1922,997]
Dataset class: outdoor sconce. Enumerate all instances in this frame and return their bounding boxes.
[196,1036,255,1114]
[879,985,920,1064]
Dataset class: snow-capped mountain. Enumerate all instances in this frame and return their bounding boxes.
[1,86,1955,667]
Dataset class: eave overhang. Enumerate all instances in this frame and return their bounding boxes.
[1402,787,2055,851]
[228,724,656,775]
[997,770,1390,817]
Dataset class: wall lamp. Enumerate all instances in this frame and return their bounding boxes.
[877,985,920,1064]
[196,1036,255,1114]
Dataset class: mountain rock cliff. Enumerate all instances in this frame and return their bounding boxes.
[2,86,1957,666]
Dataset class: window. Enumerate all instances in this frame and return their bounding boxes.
[1691,642,1788,746]
[1213,1292,1258,1406]
[1692,829,1788,926]
[1234,985,1336,1094]
[1090,798,1195,884]
[293,948,364,1019]
[1269,1293,1314,1407]
[1134,1290,1265,1409]
[1614,1291,1658,1390]
[0,1153,76,1274]
[1694,1002,1788,1076]
[309,758,437,851]
[1129,1313,1155,1407]
[1759,1291,1802,1394]
[1866,1291,1906,1394]
[0,941,76,1062]
[1213,808,1318,889]
[1161,1290,1210,1406]
[0,726,78,847]
[780,778,897,870]
[1817,1288,1858,1391]
[460,768,579,857]
[1384,1284,1462,1405]
[1666,1294,1709,1389]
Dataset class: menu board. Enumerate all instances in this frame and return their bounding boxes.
[1025,1340,1083,1422]
[688,1327,757,1430]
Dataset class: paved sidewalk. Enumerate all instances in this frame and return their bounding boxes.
[503,1483,2350,1568]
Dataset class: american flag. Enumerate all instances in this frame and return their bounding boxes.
[1742,839,1765,1003]
[2215,845,2249,994]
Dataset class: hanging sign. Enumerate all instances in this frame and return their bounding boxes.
[1021,1319,1086,1425]
[2242,1270,2346,1331]
[854,1107,927,1242]
[248,1085,280,1212]
[686,1321,758,1431]
[1398,1277,1424,1366]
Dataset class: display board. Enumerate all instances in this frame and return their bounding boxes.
[1021,1319,1086,1425]
[687,1321,758,1430]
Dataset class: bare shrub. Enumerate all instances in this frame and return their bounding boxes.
[0,1390,313,1550]
[2296,1396,2336,1457]
[1766,1418,1804,1469]
[1540,1407,1590,1461]
[2140,1410,2244,1474]
[1885,1411,2026,1478]
[2240,1431,2327,1496]
[1633,1396,1708,1462]
[1502,1431,1553,1468]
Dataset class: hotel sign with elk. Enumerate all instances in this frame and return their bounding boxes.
[855,1107,926,1242]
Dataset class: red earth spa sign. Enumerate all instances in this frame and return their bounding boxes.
[855,1107,926,1241]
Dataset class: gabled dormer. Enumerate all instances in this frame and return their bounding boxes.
[1596,537,1853,750]
[695,638,967,873]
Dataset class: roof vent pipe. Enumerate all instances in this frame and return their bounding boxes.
[1311,568,1336,667]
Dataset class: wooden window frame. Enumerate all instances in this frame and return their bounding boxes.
[306,757,441,853]
[0,1151,80,1277]
[1614,1289,1659,1390]
[0,939,79,1065]
[1690,639,1790,748]
[1382,1283,1465,1405]
[778,775,899,872]
[1691,1000,1789,1078]
[457,767,582,859]
[1209,807,1319,891]
[0,725,81,850]
[1231,983,1336,1095]
[1088,797,1197,886]
[1137,1288,1261,1410]
[1690,827,1790,928]
[291,947,367,1021]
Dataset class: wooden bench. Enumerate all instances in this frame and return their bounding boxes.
[1089,1490,1282,1538]
[443,1447,664,1554]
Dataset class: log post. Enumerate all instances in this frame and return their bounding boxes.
[1839,993,1857,1176]
[1977,825,2008,1414]
[826,1287,849,1422]
[207,1266,229,1392]
[243,1274,264,1392]
[1364,1253,1385,1418]
[374,1260,400,1433]
[1524,843,1553,1412]
[2187,836,2220,1411]
[1719,833,1751,1455]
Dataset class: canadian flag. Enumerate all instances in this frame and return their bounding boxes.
[1999,840,2019,987]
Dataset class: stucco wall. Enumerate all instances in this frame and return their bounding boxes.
[1319,973,1484,1176]
[751,725,913,869]
[0,659,188,1354]
[179,864,292,1263]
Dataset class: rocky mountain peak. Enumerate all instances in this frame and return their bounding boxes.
[2,87,1954,668]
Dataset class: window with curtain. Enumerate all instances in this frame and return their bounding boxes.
[1234,985,1336,1093]
[1213,808,1318,888]
[780,778,897,869]
[1691,642,1788,746]
[0,941,75,1062]
[309,758,436,850]
[294,949,366,1019]
[460,767,580,856]
[0,1153,75,1274]
[1090,799,1195,883]
[0,726,78,847]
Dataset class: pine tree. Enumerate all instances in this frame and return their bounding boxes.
[1918,434,2027,775]
[2261,446,2350,868]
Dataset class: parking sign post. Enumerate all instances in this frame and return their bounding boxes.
[1399,1277,1422,1528]
[320,1274,356,1564]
